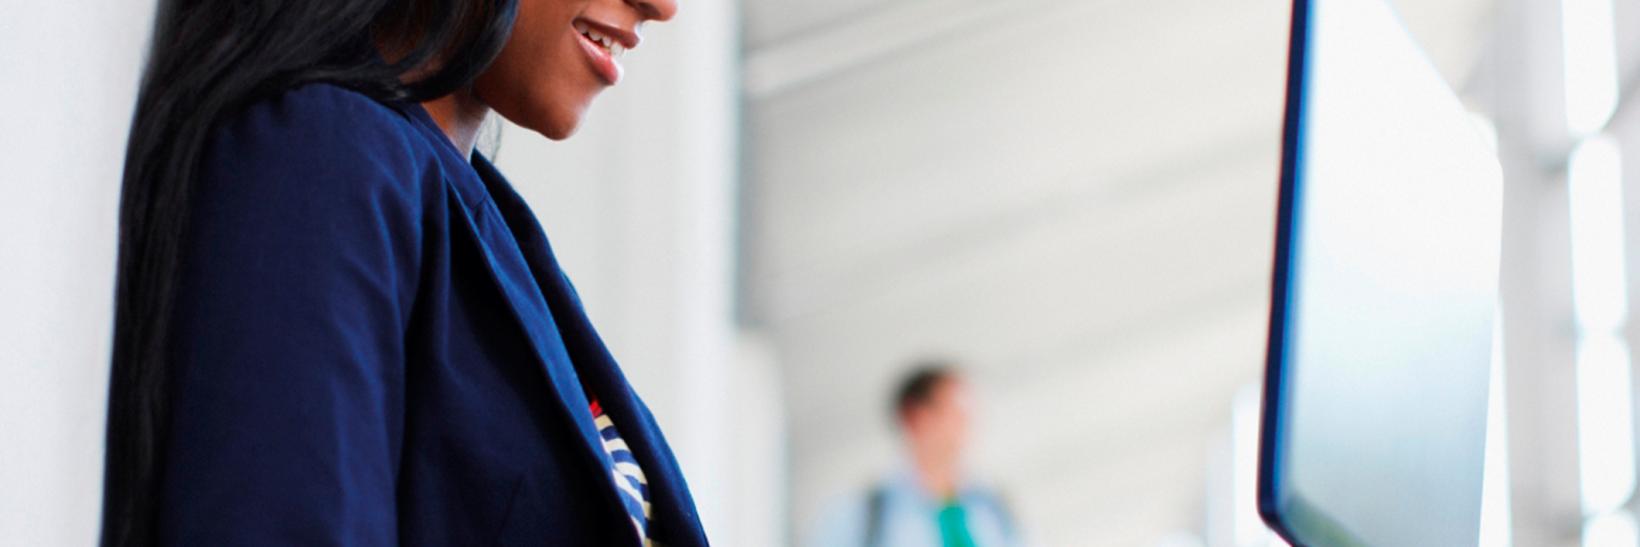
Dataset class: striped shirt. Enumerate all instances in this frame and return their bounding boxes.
[591,399,652,546]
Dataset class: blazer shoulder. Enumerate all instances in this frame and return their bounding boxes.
[231,82,419,145]
[201,82,442,204]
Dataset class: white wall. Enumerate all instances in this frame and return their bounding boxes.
[741,1,1290,544]
[0,0,155,544]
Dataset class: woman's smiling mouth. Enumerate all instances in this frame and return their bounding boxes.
[573,19,631,85]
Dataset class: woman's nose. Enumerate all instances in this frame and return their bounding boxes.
[626,0,677,22]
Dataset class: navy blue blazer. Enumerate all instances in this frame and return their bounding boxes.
[158,83,708,546]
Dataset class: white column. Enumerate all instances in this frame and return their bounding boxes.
[1484,1,1590,545]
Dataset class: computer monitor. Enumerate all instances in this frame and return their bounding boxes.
[1256,0,1504,545]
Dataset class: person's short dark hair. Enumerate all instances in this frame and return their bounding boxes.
[893,361,961,420]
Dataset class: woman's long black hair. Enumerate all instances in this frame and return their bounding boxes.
[105,0,517,544]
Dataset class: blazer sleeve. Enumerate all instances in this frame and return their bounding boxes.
[156,85,430,546]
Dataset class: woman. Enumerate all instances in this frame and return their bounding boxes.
[102,0,705,545]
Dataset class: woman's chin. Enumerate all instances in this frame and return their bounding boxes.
[540,124,577,141]
[477,71,601,141]
[488,98,585,141]
[532,108,586,141]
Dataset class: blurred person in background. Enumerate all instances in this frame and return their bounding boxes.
[100,0,708,545]
[810,362,1023,547]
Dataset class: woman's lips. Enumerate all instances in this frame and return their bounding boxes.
[574,22,624,86]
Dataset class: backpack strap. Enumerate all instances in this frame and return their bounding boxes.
[864,485,889,547]
[970,489,1019,541]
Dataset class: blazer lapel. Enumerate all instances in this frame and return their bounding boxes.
[470,155,710,547]
[442,179,616,461]
[395,100,644,544]
[443,179,639,537]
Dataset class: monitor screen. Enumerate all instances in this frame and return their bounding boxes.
[1257,0,1504,545]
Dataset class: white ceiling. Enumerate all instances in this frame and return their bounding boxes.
[740,0,1498,544]
[743,0,886,49]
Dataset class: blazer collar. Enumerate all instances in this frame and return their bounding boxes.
[394,105,607,468]
[465,155,709,547]
[394,100,706,546]
[391,101,684,544]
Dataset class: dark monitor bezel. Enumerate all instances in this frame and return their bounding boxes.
[1256,0,1319,543]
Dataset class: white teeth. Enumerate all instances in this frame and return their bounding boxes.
[576,21,625,57]
[584,28,611,49]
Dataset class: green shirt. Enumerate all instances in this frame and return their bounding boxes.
[938,501,977,547]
